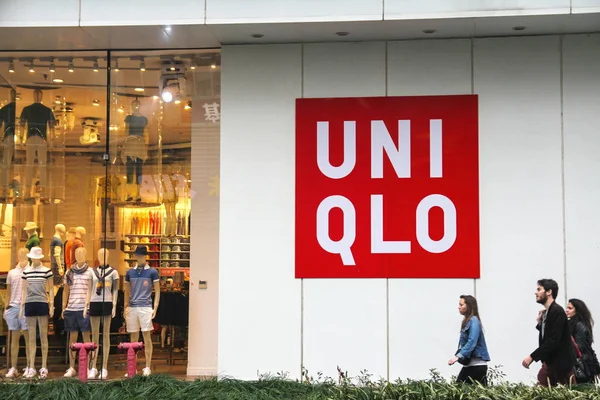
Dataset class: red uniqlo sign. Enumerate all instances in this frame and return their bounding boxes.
[295,95,479,279]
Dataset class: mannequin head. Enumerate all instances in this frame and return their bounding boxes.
[33,89,42,103]
[9,88,16,102]
[132,99,141,114]
[16,248,29,268]
[54,223,66,236]
[98,248,109,266]
[133,245,147,265]
[75,226,86,239]
[27,246,44,267]
[75,247,87,265]
[23,221,38,238]
[67,227,76,241]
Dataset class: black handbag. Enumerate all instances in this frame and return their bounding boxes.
[572,336,592,382]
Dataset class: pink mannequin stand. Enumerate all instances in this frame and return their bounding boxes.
[118,342,145,378]
[71,342,98,382]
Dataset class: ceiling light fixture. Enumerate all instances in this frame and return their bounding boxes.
[422,29,436,34]
[52,78,64,83]
[174,98,181,105]
[164,25,172,32]
[184,101,192,110]
[152,95,159,100]
[15,94,21,101]
[8,60,15,73]
[29,61,35,73]
[169,62,176,72]
[210,58,217,69]
[118,106,125,113]
[134,87,145,92]
[49,59,56,73]
[93,60,99,72]
[114,58,120,72]
[55,96,62,104]
[68,61,74,73]
[251,33,264,38]
[161,91,174,103]
[92,99,100,106]
[190,60,197,70]
[140,59,146,71]
[335,31,349,36]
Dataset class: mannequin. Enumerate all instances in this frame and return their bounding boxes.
[161,173,179,236]
[3,248,31,378]
[23,221,41,252]
[88,248,119,379]
[121,99,149,202]
[20,246,54,379]
[62,247,93,378]
[64,227,76,268]
[0,89,16,196]
[96,175,121,234]
[124,245,160,376]
[69,226,86,268]
[50,224,66,289]
[19,89,56,198]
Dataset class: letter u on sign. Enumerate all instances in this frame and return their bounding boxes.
[295,95,479,279]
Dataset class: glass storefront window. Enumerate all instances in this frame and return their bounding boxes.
[0,49,220,377]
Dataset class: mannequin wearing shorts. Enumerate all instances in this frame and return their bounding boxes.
[0,89,16,196]
[20,246,54,379]
[124,245,160,377]
[3,248,31,378]
[62,247,93,378]
[121,100,148,202]
[88,248,119,380]
[19,89,56,199]
[50,223,66,289]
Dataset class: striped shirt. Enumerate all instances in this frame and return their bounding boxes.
[64,264,93,311]
[22,265,53,303]
[7,264,28,307]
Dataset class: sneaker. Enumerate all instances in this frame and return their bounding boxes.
[64,367,77,378]
[88,368,98,379]
[39,368,48,379]
[100,369,108,380]
[23,368,36,379]
[142,367,151,377]
[5,367,18,378]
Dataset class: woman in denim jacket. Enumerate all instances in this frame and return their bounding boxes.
[448,295,491,384]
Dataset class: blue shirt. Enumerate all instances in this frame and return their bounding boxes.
[125,264,159,307]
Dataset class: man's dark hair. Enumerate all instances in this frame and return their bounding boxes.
[537,279,559,299]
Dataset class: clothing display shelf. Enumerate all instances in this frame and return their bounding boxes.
[121,234,190,270]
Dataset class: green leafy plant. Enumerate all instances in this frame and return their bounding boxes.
[0,370,598,400]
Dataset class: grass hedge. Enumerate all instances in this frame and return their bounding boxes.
[0,369,599,399]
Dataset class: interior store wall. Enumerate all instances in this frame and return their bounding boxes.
[218,33,600,383]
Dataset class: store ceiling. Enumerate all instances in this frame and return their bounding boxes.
[0,50,220,150]
[0,13,597,52]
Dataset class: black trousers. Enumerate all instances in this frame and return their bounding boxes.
[456,365,488,385]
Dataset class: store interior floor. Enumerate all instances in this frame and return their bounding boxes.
[0,333,192,380]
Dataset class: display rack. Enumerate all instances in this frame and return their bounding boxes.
[120,234,190,275]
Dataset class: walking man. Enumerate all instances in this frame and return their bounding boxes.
[522,279,576,386]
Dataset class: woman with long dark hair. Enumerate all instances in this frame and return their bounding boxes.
[566,298,600,383]
[448,295,491,385]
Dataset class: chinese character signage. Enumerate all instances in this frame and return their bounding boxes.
[295,95,479,279]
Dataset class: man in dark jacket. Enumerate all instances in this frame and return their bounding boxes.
[522,279,576,386]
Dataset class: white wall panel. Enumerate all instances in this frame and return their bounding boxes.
[0,0,79,27]
[219,44,302,380]
[385,0,570,19]
[80,0,205,26]
[563,34,600,346]
[386,39,475,381]
[572,0,600,13]
[206,0,382,24]
[302,42,387,380]
[474,36,563,383]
